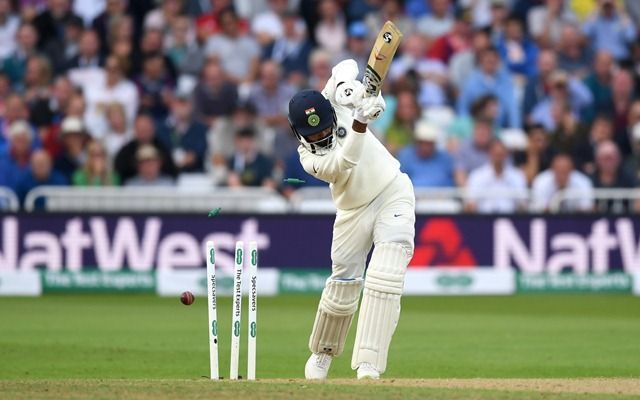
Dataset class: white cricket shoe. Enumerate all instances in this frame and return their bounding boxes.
[356,362,380,380]
[305,353,332,380]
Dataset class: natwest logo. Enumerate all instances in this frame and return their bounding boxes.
[0,217,269,271]
[494,218,640,273]
[411,218,477,267]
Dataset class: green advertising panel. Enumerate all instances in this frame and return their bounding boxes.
[517,273,632,294]
[42,271,156,293]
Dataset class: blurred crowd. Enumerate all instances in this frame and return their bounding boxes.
[0,0,639,213]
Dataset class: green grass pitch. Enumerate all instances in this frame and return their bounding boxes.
[1,294,639,399]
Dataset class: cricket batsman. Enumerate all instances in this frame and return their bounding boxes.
[288,59,415,380]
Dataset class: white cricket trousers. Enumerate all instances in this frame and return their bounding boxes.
[330,172,415,280]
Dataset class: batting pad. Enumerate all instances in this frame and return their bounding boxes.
[351,242,411,373]
[309,278,363,356]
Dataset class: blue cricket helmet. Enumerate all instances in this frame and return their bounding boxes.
[288,89,337,155]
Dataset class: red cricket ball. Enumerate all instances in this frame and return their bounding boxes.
[180,291,195,305]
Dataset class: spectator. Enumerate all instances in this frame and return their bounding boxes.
[0,95,31,153]
[43,14,82,75]
[398,121,455,188]
[54,116,88,181]
[157,89,208,172]
[389,34,448,108]
[388,33,428,80]
[458,0,492,29]
[0,121,35,192]
[519,123,556,186]
[549,99,589,163]
[132,28,177,80]
[208,100,275,180]
[72,139,120,186]
[32,0,80,51]
[91,0,127,54]
[364,0,415,40]
[194,0,249,44]
[249,60,295,159]
[582,0,636,61]
[125,144,175,187]
[192,59,238,126]
[74,55,139,138]
[448,94,499,152]
[29,75,72,132]
[136,53,174,120]
[144,0,183,33]
[107,14,134,47]
[2,23,39,88]
[205,7,260,85]
[66,92,86,119]
[65,29,104,71]
[314,0,346,58]
[19,0,45,23]
[16,149,67,206]
[23,55,52,107]
[531,153,594,213]
[522,50,558,120]
[583,50,615,120]
[106,14,134,47]
[384,90,421,155]
[579,115,616,174]
[114,113,177,184]
[427,9,473,65]
[624,122,640,183]
[165,15,203,77]
[590,140,636,213]
[488,0,509,42]
[624,100,640,157]
[102,102,132,160]
[610,69,636,155]
[0,0,20,60]
[529,70,593,131]
[108,20,135,77]
[226,126,275,188]
[416,0,454,39]
[263,11,313,84]
[454,118,494,186]
[527,0,577,47]
[466,139,527,213]
[334,21,369,77]
[73,0,105,27]
[556,23,593,79]
[0,72,11,120]
[457,47,520,128]
[496,16,539,79]
[251,0,288,46]
[307,48,332,92]
[448,28,491,92]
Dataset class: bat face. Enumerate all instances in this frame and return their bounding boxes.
[363,21,403,97]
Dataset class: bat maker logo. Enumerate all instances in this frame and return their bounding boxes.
[382,32,392,43]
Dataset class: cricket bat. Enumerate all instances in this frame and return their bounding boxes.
[362,21,403,97]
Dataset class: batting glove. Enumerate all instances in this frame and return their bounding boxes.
[335,80,365,109]
[353,93,386,124]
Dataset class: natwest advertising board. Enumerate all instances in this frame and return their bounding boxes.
[1,214,640,273]
[411,216,640,273]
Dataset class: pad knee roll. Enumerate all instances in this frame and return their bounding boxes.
[352,243,411,373]
[309,278,363,356]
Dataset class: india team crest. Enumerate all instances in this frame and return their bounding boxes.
[305,107,320,127]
